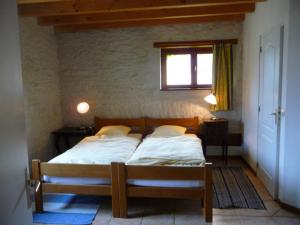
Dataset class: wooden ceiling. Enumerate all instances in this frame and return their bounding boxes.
[18,0,266,32]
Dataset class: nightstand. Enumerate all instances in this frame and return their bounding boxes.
[52,127,94,154]
[200,118,229,164]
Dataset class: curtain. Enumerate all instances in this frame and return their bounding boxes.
[212,44,233,111]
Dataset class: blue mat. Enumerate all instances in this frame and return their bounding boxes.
[33,194,101,225]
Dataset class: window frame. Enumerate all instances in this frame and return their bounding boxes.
[161,47,213,91]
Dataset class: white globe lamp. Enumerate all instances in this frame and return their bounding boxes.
[77,102,90,114]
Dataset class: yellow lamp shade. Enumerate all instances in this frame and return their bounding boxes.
[204,94,217,105]
[77,102,90,114]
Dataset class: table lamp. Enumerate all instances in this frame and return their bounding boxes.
[77,102,90,129]
[204,94,217,120]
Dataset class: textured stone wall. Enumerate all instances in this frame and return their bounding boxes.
[57,22,243,132]
[19,18,63,161]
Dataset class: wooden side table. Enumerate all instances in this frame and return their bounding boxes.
[52,127,94,154]
[200,119,229,164]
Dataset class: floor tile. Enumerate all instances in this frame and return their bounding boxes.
[272,217,300,225]
[273,208,300,218]
[211,215,241,225]
[239,216,276,225]
[256,187,273,201]
[175,214,206,225]
[108,217,142,225]
[235,208,269,217]
[245,174,265,190]
[264,201,281,216]
[213,208,237,216]
[93,209,112,225]
[142,214,174,225]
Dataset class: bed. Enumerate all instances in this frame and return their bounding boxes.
[31,117,145,217]
[113,117,213,222]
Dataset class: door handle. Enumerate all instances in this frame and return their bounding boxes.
[25,168,42,209]
[269,109,281,124]
[25,168,32,208]
[29,180,41,193]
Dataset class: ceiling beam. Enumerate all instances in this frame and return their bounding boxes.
[18,0,265,17]
[54,14,245,33]
[38,3,254,26]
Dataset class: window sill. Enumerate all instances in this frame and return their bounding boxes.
[160,86,212,91]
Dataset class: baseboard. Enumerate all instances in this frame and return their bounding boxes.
[240,156,257,175]
[278,201,300,215]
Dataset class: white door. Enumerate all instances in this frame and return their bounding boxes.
[257,26,283,199]
[0,1,33,225]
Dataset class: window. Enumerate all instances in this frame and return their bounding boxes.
[161,48,213,90]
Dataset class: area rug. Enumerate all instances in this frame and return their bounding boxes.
[213,167,265,209]
[33,194,101,225]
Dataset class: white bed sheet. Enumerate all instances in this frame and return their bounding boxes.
[44,133,142,184]
[44,134,205,188]
[126,134,205,166]
[126,134,205,187]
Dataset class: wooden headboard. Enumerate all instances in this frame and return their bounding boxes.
[94,117,146,134]
[145,117,199,134]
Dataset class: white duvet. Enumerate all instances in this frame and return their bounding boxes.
[48,134,142,165]
[126,134,205,166]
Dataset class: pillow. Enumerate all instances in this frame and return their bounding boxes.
[95,125,131,137]
[151,125,187,137]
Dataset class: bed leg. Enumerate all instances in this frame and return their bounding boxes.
[204,162,213,222]
[32,159,43,213]
[117,163,128,218]
[111,162,120,217]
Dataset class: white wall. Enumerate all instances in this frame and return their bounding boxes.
[242,0,289,170]
[19,18,63,162]
[0,1,32,224]
[243,0,300,208]
[279,0,300,208]
[57,22,243,133]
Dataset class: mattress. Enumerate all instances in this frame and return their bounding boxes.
[43,177,203,188]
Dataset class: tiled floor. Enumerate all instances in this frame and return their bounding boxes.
[35,158,300,225]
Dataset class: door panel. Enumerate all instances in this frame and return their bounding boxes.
[0,1,33,225]
[257,26,283,199]
[262,46,276,128]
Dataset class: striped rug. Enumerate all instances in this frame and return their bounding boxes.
[213,167,265,209]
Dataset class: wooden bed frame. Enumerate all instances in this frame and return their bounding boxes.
[31,117,146,217]
[31,117,212,222]
[114,117,213,222]
[115,162,212,221]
